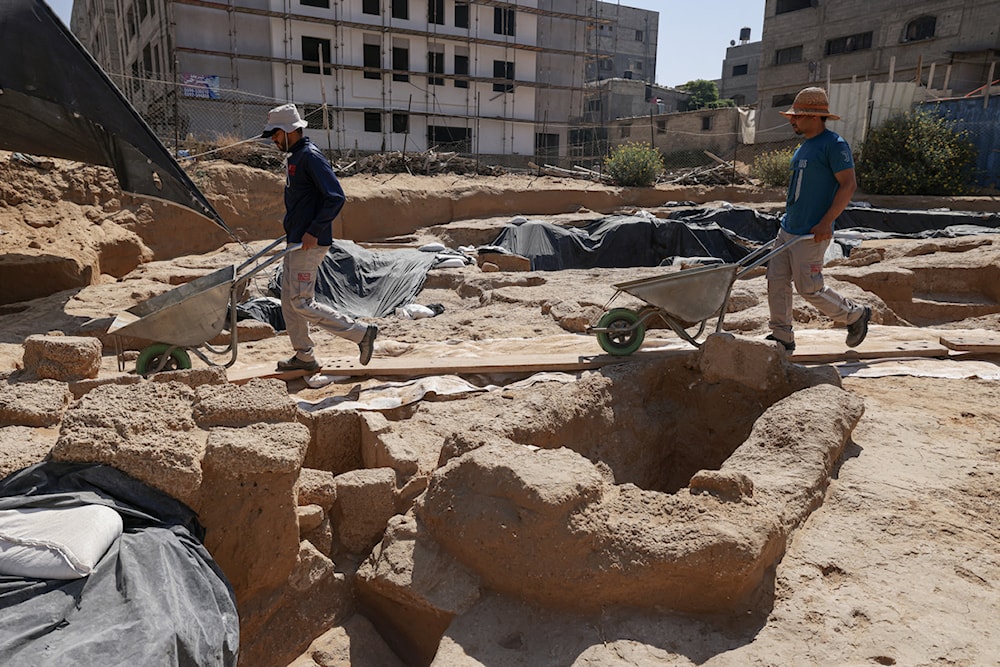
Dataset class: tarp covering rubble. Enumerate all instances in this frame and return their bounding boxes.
[484,206,1000,271]
[268,240,459,320]
[0,462,238,665]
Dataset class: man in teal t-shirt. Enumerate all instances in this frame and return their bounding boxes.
[765,87,872,353]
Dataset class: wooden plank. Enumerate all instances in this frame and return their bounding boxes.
[938,332,1000,353]
[226,348,690,384]
[788,326,950,363]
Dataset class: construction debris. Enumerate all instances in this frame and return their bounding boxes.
[332,149,504,176]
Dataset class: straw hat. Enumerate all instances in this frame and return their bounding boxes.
[779,87,841,121]
[261,103,308,137]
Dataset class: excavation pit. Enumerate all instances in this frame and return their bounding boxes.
[356,334,866,661]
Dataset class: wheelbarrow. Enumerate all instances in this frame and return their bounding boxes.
[589,235,814,355]
[108,237,298,375]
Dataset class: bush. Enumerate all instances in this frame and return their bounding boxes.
[857,111,977,195]
[750,146,797,188]
[604,142,663,187]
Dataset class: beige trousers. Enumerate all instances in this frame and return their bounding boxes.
[766,228,864,345]
[281,246,367,360]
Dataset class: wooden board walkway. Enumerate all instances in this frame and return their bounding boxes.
[226,326,1000,385]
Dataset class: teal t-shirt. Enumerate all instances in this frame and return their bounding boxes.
[782,129,854,235]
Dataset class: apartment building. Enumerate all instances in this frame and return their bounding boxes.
[585,1,657,83]
[719,27,761,107]
[757,0,1000,135]
[71,0,658,161]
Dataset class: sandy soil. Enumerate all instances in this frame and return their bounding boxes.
[1,154,999,665]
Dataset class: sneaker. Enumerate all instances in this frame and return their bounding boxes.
[276,354,320,372]
[765,334,796,352]
[845,306,872,348]
[358,324,378,366]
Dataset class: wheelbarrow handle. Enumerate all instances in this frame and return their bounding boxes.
[735,234,815,279]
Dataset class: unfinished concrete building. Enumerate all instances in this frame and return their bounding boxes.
[757,0,1000,137]
[719,26,762,107]
[69,0,658,162]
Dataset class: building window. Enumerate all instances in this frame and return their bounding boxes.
[599,57,612,71]
[493,60,514,92]
[776,0,813,14]
[775,45,803,65]
[732,63,748,76]
[454,51,469,88]
[455,1,469,28]
[702,117,712,131]
[633,61,643,72]
[428,126,471,153]
[392,45,409,82]
[586,98,601,113]
[391,0,407,20]
[364,112,382,133]
[362,0,378,14]
[392,113,409,133]
[619,125,631,138]
[634,30,643,42]
[138,0,147,21]
[428,0,444,25]
[656,119,666,134]
[302,36,332,74]
[428,50,444,86]
[363,42,381,79]
[772,92,797,108]
[733,94,746,105]
[494,7,515,36]
[826,31,872,55]
[904,15,936,42]
[301,0,329,8]
[126,5,136,37]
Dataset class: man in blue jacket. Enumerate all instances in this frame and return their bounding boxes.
[262,104,378,370]
[766,87,871,353]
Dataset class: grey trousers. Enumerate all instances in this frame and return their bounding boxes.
[766,228,864,344]
[281,246,367,360]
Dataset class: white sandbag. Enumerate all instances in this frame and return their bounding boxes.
[0,504,123,580]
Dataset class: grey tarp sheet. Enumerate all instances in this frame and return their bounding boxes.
[268,240,444,319]
[0,462,239,666]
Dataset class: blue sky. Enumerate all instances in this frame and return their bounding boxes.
[46,0,765,87]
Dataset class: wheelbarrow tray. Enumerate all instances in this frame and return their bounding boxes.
[107,265,236,347]
[612,263,739,325]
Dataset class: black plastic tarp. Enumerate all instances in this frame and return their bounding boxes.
[486,215,753,271]
[485,207,1000,271]
[0,0,230,231]
[0,462,239,666]
[269,241,444,318]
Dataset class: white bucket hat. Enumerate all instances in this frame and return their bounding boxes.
[261,103,308,137]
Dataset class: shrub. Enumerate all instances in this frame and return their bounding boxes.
[604,142,663,187]
[857,110,977,195]
[750,146,797,188]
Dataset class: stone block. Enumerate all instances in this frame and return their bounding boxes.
[0,379,71,427]
[332,467,397,554]
[22,334,102,381]
[193,378,298,427]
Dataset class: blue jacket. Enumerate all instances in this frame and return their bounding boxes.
[283,137,345,245]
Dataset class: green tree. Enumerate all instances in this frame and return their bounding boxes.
[857,110,977,195]
[680,79,731,110]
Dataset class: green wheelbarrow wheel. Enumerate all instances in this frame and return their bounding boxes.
[135,343,192,376]
[596,308,645,356]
